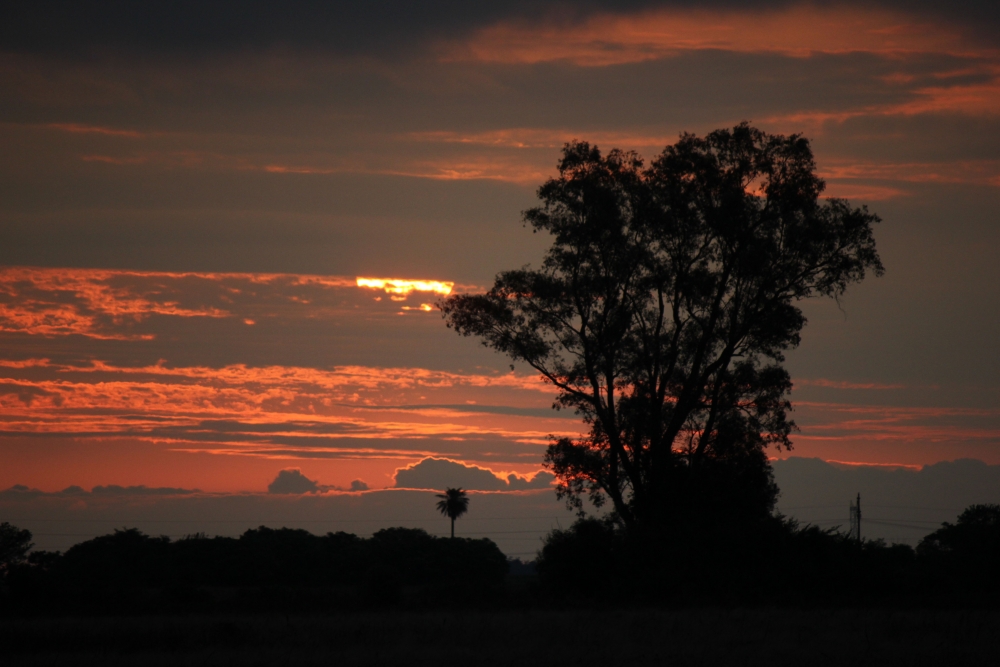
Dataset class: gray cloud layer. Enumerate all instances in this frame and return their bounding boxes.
[267,468,320,494]
[0,483,200,498]
[266,468,371,494]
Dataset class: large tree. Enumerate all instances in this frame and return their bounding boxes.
[441,124,882,535]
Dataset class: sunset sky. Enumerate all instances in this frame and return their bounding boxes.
[2,1,1000,551]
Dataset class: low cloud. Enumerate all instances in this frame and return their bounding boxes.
[267,468,320,494]
[0,484,199,499]
[349,479,369,491]
[393,457,554,491]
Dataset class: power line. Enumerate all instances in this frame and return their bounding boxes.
[11,516,566,524]
[865,519,940,531]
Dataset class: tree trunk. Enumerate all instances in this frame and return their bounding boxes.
[451,516,455,539]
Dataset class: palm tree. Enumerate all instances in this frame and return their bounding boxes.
[436,488,469,538]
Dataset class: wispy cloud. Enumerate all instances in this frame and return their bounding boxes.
[792,401,1000,451]
[0,268,473,340]
[46,123,144,138]
[0,356,571,462]
[796,378,910,390]
[444,7,983,67]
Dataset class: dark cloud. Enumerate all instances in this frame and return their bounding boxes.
[349,480,369,491]
[393,457,554,491]
[0,483,199,499]
[267,468,320,494]
[0,484,41,500]
[0,1,598,58]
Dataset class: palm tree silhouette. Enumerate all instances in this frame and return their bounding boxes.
[436,488,469,538]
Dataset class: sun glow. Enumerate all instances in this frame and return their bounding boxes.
[356,278,454,297]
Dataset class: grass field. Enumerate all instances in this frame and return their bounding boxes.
[3,608,999,666]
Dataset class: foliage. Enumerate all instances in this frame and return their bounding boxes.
[536,516,921,605]
[441,124,883,533]
[5,501,1000,612]
[918,503,1000,559]
[0,522,33,571]
[917,504,1000,596]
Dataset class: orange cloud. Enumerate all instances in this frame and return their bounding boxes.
[0,267,232,339]
[46,123,143,138]
[408,128,679,151]
[796,379,909,390]
[820,159,1000,186]
[886,78,1000,117]
[5,356,997,468]
[371,157,551,185]
[0,358,569,460]
[822,459,923,471]
[80,154,149,165]
[264,164,338,175]
[792,401,1000,445]
[445,7,982,67]
[0,268,473,339]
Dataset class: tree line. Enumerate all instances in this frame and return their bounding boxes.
[2,504,1000,612]
[537,504,1000,606]
[0,525,508,613]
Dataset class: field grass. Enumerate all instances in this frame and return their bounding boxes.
[3,608,999,666]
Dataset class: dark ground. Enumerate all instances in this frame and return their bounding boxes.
[3,608,999,666]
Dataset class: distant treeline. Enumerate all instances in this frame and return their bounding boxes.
[2,504,1000,613]
[0,527,510,613]
[538,504,1000,607]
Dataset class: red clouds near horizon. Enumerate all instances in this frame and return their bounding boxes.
[1,267,998,495]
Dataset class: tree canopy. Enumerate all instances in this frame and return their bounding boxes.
[919,504,1000,561]
[441,124,882,535]
[0,522,33,571]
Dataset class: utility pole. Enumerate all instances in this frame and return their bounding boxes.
[849,492,862,542]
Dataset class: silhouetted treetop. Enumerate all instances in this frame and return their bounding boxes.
[0,522,33,571]
[441,124,883,534]
[919,503,1000,560]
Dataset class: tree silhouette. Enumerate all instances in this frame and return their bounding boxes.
[919,504,1000,561]
[436,488,470,538]
[0,522,33,572]
[441,124,882,537]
